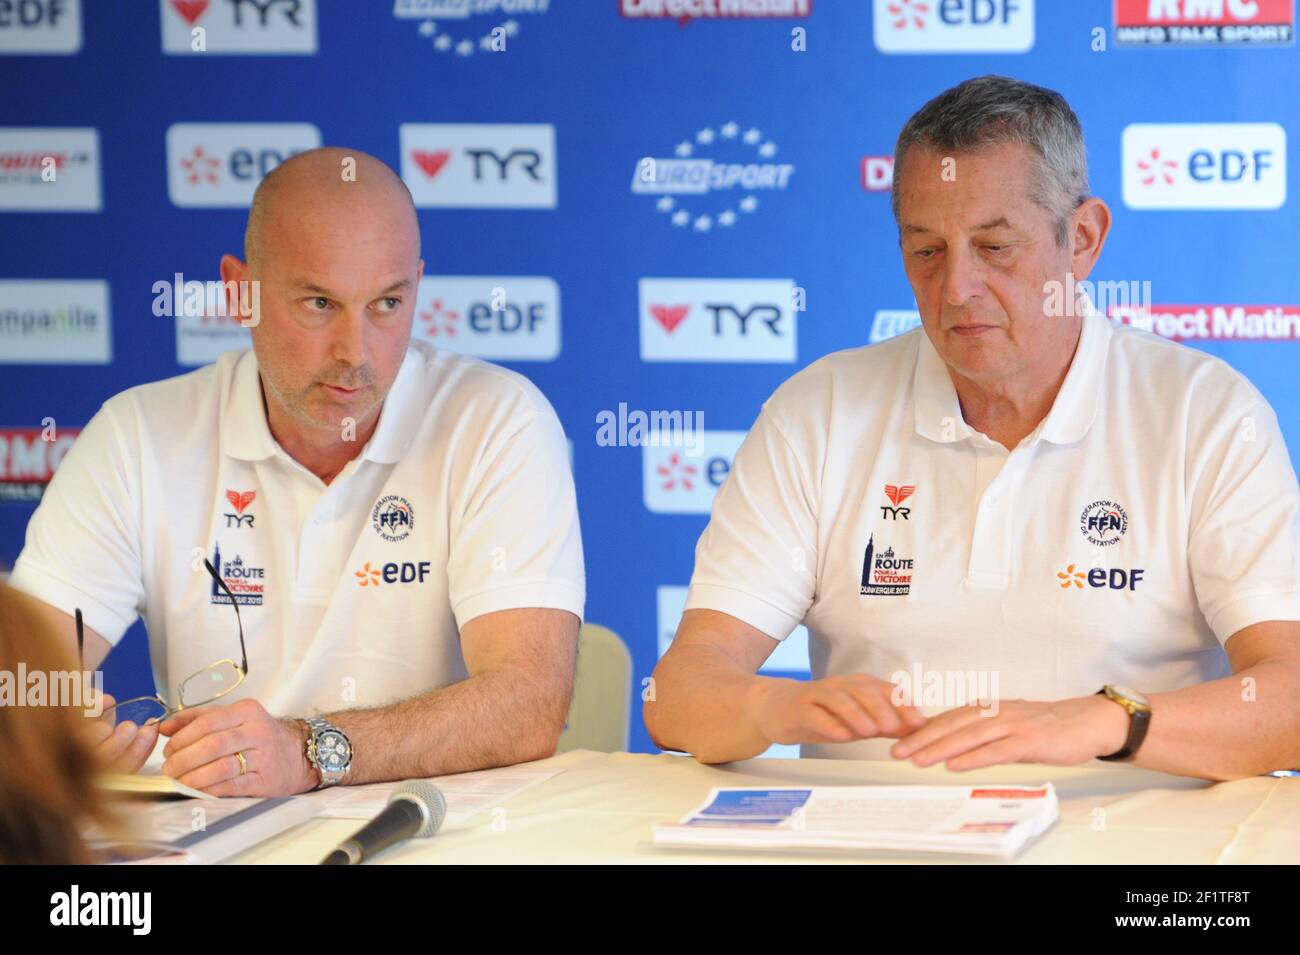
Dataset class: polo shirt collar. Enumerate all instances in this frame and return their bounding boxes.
[912,296,1113,447]
[222,346,422,465]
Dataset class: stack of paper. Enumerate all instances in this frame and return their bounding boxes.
[96,773,213,800]
[87,795,318,864]
[653,783,1059,859]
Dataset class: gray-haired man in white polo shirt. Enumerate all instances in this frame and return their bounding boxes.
[646,76,1300,780]
[11,148,584,796]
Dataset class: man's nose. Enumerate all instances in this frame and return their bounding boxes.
[942,246,985,308]
[329,307,367,367]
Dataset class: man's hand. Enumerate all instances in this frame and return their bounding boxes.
[890,695,1131,771]
[79,692,159,774]
[159,698,317,797]
[747,673,928,748]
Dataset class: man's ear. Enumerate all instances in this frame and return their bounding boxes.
[219,254,248,318]
[219,253,246,284]
[1070,198,1111,282]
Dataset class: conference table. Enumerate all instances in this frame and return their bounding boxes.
[228,749,1300,864]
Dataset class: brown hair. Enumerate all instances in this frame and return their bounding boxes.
[0,584,118,863]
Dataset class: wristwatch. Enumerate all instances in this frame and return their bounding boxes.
[304,716,353,788]
[1095,685,1152,762]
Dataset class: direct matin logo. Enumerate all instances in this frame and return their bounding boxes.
[631,121,794,232]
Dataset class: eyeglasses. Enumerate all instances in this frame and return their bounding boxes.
[78,558,249,727]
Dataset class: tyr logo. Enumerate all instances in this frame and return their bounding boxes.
[465,148,544,182]
[224,489,255,528]
[880,483,914,520]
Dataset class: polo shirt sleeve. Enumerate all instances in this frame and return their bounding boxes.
[446,399,585,630]
[1188,390,1300,645]
[8,399,145,646]
[683,401,819,641]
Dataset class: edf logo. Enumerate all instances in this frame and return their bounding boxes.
[166,122,322,208]
[355,561,432,587]
[643,431,743,514]
[0,0,82,54]
[413,276,561,361]
[1123,123,1287,210]
[1058,564,1146,592]
[874,0,1034,53]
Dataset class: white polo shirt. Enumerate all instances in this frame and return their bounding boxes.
[685,306,1300,760]
[10,340,584,719]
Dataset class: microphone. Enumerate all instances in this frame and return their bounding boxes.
[320,780,446,865]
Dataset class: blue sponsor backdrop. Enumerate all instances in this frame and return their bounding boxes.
[2,1,1298,755]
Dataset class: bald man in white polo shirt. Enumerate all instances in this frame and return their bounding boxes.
[10,148,584,796]
[646,76,1300,780]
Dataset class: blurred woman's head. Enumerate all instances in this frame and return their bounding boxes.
[0,583,115,863]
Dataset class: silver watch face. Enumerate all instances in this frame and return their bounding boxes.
[316,729,351,772]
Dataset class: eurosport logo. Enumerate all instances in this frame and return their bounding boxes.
[1115,0,1294,47]
[620,0,811,22]
[393,0,551,57]
[870,308,922,343]
[639,278,798,362]
[630,121,794,232]
[656,586,810,675]
[0,0,82,53]
[873,0,1035,53]
[160,0,318,54]
[1112,303,1300,340]
[0,127,100,211]
[0,426,79,503]
[0,280,111,364]
[642,430,742,513]
[400,123,555,208]
[166,122,321,207]
[413,276,560,360]
[1122,123,1286,210]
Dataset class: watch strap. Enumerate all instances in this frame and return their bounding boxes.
[1096,688,1151,762]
